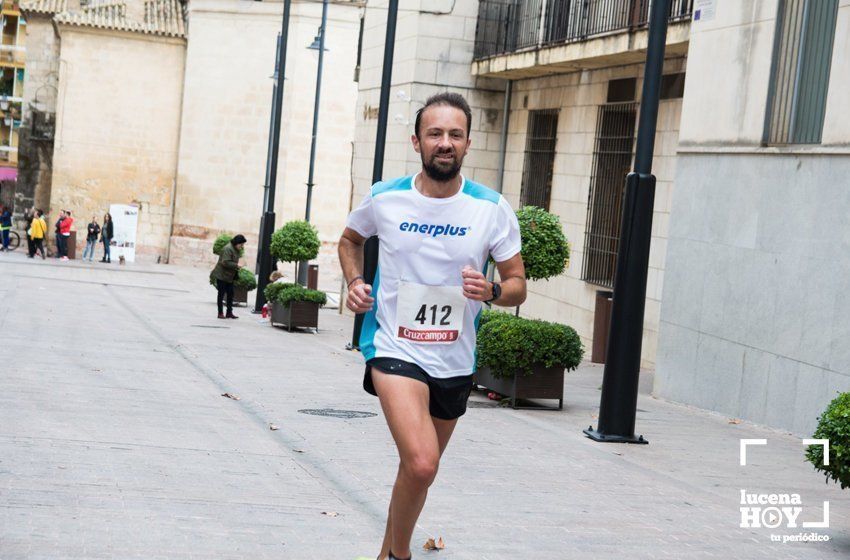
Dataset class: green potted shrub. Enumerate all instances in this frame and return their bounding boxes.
[475,206,576,408]
[516,206,570,282]
[268,221,324,330]
[806,392,850,489]
[264,281,327,331]
[212,233,246,255]
[212,233,233,256]
[474,310,583,409]
[208,267,257,306]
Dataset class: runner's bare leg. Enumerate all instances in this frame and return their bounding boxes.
[372,369,458,559]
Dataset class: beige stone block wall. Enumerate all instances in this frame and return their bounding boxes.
[503,59,686,367]
[170,0,362,285]
[20,15,60,212]
[50,28,185,261]
[678,0,777,146]
[22,16,59,114]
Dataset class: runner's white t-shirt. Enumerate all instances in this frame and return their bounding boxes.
[346,173,521,379]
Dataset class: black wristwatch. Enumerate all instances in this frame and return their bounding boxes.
[485,281,501,304]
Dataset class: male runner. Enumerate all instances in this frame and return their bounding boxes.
[339,93,526,560]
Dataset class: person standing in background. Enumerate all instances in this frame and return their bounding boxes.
[82,216,100,262]
[55,210,66,259]
[59,211,74,261]
[29,210,47,259]
[100,213,113,263]
[0,205,11,251]
[24,206,36,256]
[211,234,246,319]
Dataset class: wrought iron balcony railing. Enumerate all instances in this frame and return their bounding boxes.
[474,0,693,61]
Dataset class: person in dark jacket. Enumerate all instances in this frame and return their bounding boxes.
[211,234,246,319]
[82,216,100,262]
[0,205,12,251]
[100,213,114,263]
[24,206,35,257]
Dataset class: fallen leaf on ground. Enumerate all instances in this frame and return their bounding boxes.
[728,418,742,424]
[321,511,339,517]
[269,424,279,431]
[221,393,240,400]
[423,537,445,550]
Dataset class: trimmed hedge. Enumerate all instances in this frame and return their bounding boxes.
[516,206,570,281]
[234,267,257,290]
[264,282,327,307]
[212,233,245,257]
[476,310,583,379]
[806,392,850,489]
[270,221,320,263]
[212,233,232,255]
[209,268,257,291]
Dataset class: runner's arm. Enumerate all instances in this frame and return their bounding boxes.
[493,253,527,306]
[461,253,526,307]
[338,227,375,313]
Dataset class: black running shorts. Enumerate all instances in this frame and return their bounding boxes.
[364,357,474,420]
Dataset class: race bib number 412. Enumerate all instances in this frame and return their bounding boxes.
[396,281,466,344]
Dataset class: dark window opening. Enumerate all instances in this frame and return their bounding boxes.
[582,102,637,288]
[660,73,686,99]
[607,78,637,103]
[520,109,559,211]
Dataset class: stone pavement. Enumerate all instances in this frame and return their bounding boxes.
[0,252,848,559]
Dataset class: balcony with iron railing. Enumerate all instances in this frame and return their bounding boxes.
[473,0,693,78]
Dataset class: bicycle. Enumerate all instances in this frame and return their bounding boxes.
[1,229,21,251]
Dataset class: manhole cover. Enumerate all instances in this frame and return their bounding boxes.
[298,409,377,419]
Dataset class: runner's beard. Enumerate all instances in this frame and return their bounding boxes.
[422,151,463,182]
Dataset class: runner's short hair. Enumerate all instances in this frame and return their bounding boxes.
[414,93,472,139]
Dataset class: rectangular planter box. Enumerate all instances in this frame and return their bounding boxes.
[233,286,249,306]
[270,301,319,331]
[473,365,564,410]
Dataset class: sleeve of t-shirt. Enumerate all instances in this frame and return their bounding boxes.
[489,197,522,263]
[346,191,378,239]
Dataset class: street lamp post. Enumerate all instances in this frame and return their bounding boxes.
[349,0,399,349]
[254,0,293,313]
[583,0,672,444]
[298,0,329,287]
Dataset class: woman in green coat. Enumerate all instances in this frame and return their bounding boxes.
[211,234,246,319]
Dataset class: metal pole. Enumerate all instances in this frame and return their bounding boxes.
[298,0,329,286]
[583,0,671,444]
[254,0,292,313]
[350,0,399,349]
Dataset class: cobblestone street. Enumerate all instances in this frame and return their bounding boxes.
[1,253,848,559]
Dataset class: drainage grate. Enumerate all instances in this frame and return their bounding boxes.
[298,409,377,419]
[190,325,230,329]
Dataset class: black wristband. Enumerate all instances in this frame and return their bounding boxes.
[484,281,501,303]
[347,275,364,289]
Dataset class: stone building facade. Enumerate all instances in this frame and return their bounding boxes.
[19,0,362,269]
[655,0,850,435]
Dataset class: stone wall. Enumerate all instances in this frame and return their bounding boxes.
[15,13,60,223]
[655,0,850,434]
[49,27,185,260]
[505,59,685,367]
[169,0,362,286]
